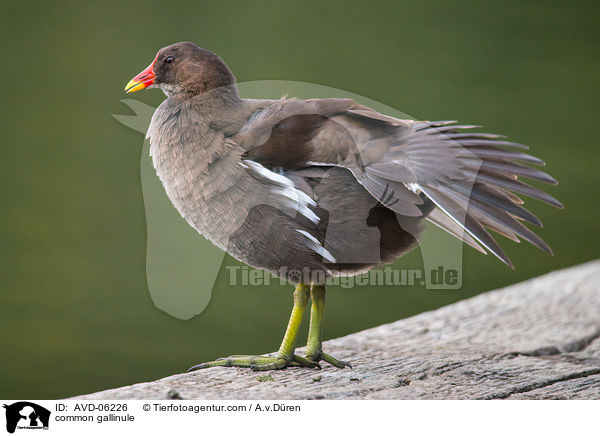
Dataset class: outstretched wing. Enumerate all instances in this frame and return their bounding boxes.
[233,98,563,268]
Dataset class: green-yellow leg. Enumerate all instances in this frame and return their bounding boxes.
[305,284,352,368]
[187,284,319,372]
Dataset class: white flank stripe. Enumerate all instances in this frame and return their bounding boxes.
[295,230,336,263]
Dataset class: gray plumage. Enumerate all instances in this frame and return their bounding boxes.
[142,42,561,282]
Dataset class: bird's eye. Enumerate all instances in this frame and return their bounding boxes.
[164,56,174,64]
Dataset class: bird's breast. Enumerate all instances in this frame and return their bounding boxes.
[149,129,257,252]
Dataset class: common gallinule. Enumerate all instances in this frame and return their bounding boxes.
[125,42,562,371]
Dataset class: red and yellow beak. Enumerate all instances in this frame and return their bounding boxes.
[124,55,158,93]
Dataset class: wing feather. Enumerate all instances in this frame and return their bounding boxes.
[233,98,561,267]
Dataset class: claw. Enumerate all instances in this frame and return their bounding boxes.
[306,351,352,369]
[321,352,352,369]
[292,354,321,369]
[187,363,210,372]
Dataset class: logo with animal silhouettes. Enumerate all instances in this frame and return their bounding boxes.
[3,402,50,433]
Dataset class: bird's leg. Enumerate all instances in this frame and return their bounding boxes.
[187,283,319,372]
[305,284,352,368]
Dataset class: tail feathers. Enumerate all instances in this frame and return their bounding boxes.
[403,121,561,267]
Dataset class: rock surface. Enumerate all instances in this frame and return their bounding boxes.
[74,260,600,400]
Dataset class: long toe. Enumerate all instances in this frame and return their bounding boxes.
[187,353,320,372]
[306,351,352,369]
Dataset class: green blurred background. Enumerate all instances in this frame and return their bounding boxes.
[1,0,598,399]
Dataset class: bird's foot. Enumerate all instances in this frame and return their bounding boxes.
[187,353,320,372]
[306,350,352,369]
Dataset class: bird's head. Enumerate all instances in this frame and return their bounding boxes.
[125,42,235,97]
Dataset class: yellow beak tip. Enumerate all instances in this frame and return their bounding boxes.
[124,79,145,94]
